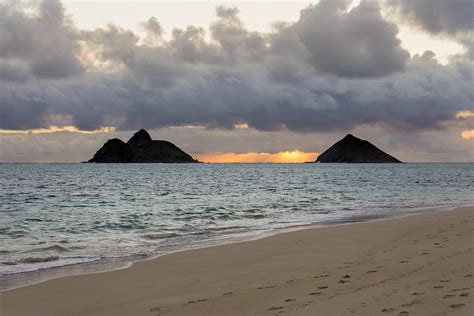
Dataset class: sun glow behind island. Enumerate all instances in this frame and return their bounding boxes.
[195,150,318,163]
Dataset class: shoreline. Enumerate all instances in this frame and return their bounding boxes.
[0,203,470,292]
[0,203,468,292]
[1,206,472,315]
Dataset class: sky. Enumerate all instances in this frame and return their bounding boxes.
[0,0,473,163]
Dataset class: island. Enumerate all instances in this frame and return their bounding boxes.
[88,129,199,163]
[316,134,401,163]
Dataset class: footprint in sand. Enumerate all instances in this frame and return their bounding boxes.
[267,306,284,311]
[411,292,424,296]
[459,293,469,297]
[222,291,233,296]
[464,274,472,278]
[186,299,208,305]
[440,279,450,283]
[301,301,314,308]
[149,306,162,312]
[366,270,378,273]
[308,292,322,296]
[450,303,465,308]
[314,274,330,279]
[257,285,276,290]
[434,285,444,289]
[381,308,395,312]
[338,279,349,284]
[399,260,409,263]
[399,312,409,316]
[401,300,422,307]
[317,286,328,289]
[285,298,295,302]
[342,274,351,279]
[442,294,455,299]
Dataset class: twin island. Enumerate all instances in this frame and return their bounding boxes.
[88,129,401,163]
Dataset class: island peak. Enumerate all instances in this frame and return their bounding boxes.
[88,129,198,163]
[316,134,401,163]
[127,129,152,146]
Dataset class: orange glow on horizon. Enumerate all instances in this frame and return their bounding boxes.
[0,126,116,135]
[461,130,474,139]
[456,111,474,119]
[195,150,318,163]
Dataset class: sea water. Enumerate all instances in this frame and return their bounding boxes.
[1,163,473,289]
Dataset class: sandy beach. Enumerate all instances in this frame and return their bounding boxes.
[1,206,472,316]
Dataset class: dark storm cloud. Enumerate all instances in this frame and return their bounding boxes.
[0,0,84,79]
[0,0,472,134]
[390,0,473,35]
[0,60,29,82]
[294,0,409,77]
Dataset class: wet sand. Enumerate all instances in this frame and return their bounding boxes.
[1,206,473,315]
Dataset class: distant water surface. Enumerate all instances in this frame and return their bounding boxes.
[0,163,472,289]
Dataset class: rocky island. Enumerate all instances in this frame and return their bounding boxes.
[88,129,199,163]
[316,134,401,163]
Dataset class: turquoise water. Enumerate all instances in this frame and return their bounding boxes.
[0,163,473,289]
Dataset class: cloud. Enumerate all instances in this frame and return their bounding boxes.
[0,125,115,135]
[456,111,474,119]
[294,0,409,77]
[141,17,163,46]
[461,130,474,139]
[388,0,474,61]
[0,0,84,79]
[0,59,29,82]
[390,0,473,35]
[0,0,472,143]
[2,48,470,134]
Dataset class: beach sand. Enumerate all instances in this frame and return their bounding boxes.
[1,206,473,315]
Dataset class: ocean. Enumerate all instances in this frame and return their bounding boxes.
[1,163,473,290]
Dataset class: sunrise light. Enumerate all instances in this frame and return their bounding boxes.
[195,150,318,163]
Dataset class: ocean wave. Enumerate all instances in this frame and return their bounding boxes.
[0,229,26,238]
[27,245,70,253]
[207,226,247,232]
[188,226,247,236]
[0,256,102,277]
[24,218,43,222]
[143,232,181,240]
[18,256,59,264]
[1,261,17,266]
[245,214,266,219]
